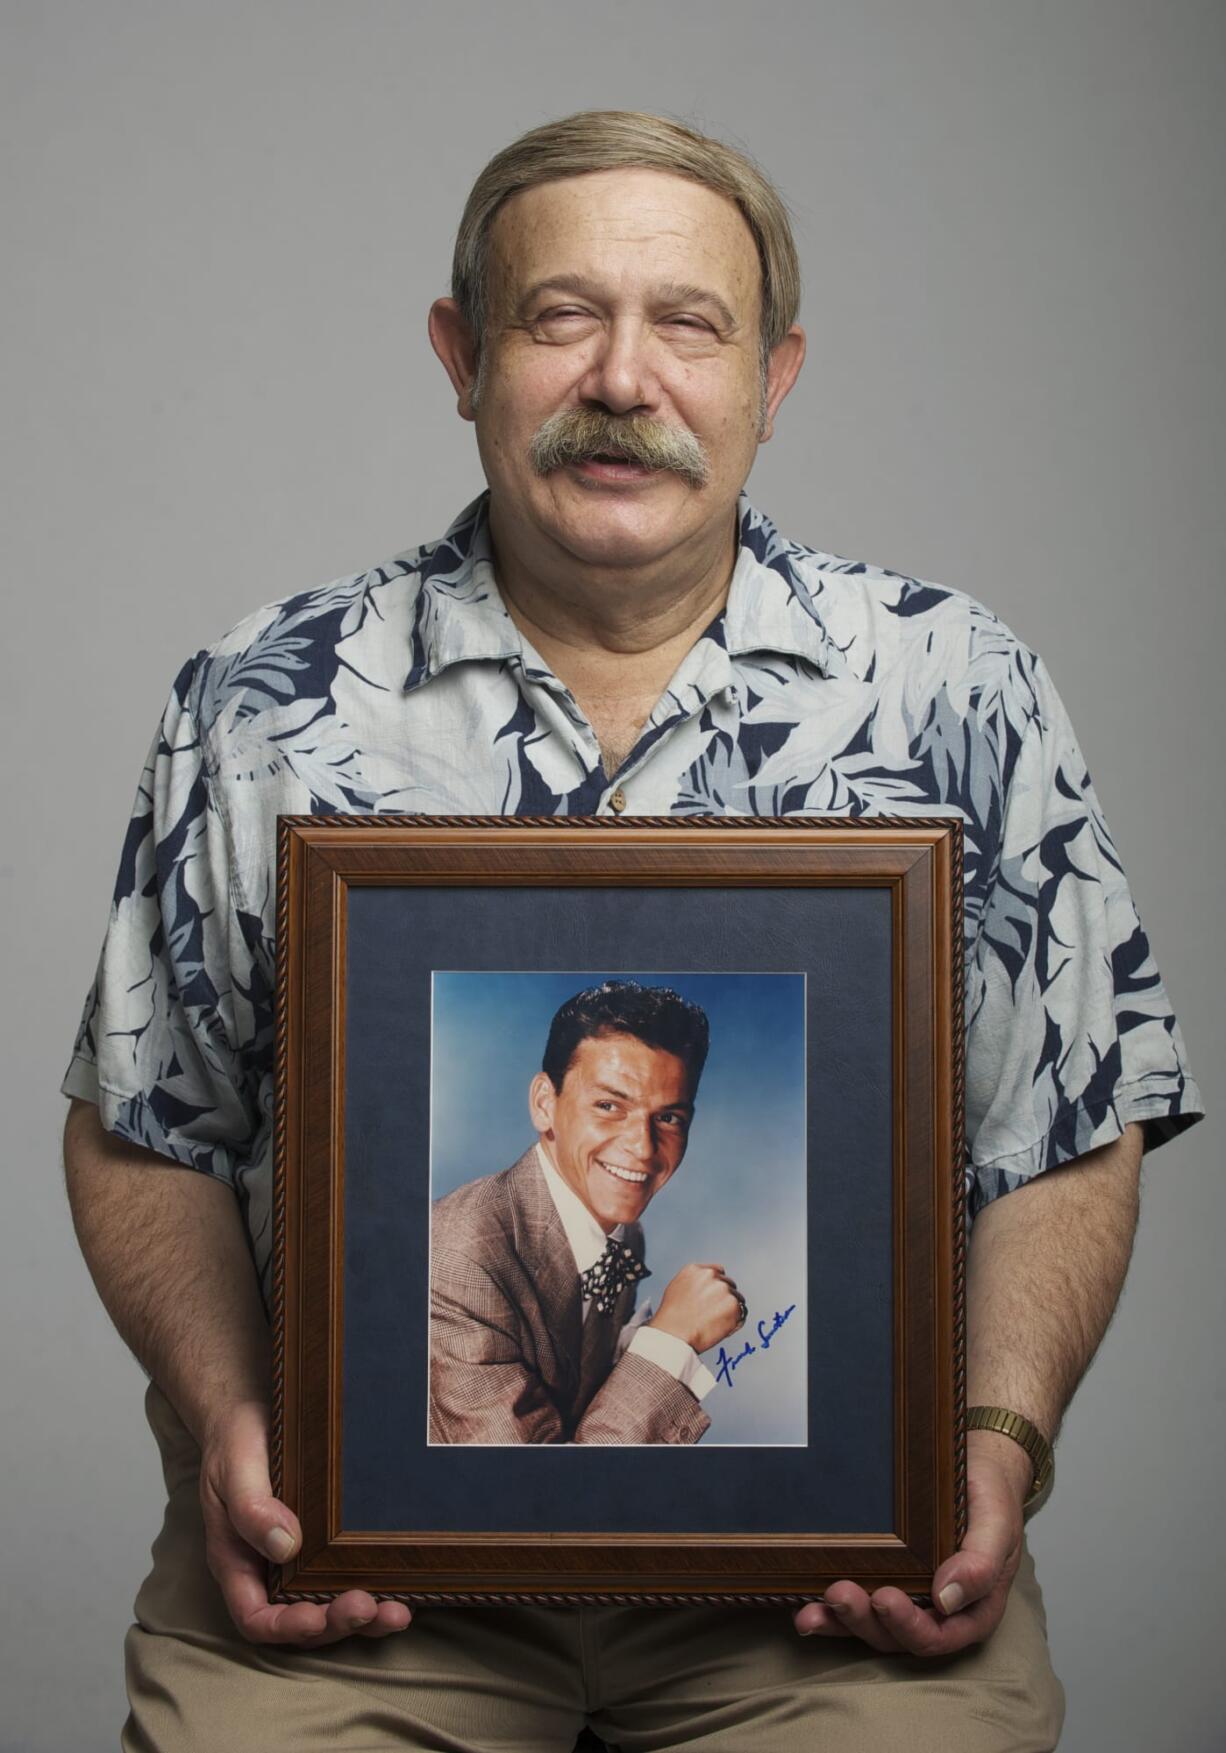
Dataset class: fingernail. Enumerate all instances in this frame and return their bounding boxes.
[349,1613,374,1629]
[937,1582,964,1614]
[265,1526,295,1561]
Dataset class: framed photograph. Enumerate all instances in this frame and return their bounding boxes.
[271,815,966,1605]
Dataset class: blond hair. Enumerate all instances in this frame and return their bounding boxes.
[451,110,801,374]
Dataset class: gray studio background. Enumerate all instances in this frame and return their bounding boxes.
[3,2,1222,1749]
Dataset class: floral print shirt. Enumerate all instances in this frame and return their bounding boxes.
[63,490,1203,1295]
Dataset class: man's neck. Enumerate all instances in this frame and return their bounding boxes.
[487,495,739,775]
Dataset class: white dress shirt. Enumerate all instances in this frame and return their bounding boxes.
[535,1144,716,1402]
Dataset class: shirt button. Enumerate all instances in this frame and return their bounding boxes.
[609,787,627,814]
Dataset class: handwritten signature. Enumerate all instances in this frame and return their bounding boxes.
[714,1303,797,1388]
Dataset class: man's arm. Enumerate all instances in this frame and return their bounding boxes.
[63,1098,411,1646]
[430,1252,712,1444]
[794,1121,1144,1652]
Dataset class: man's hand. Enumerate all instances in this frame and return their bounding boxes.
[650,1262,745,1354]
[199,1398,413,1646]
[792,1432,1030,1655]
[63,1105,415,1647]
[793,1126,1144,1657]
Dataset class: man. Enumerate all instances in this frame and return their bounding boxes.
[63,110,1202,1749]
[430,980,744,1445]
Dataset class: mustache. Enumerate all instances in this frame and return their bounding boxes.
[529,409,710,489]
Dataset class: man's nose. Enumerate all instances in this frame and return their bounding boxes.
[616,1111,655,1163]
[578,317,660,416]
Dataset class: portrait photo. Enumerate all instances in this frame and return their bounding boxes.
[428,970,809,1447]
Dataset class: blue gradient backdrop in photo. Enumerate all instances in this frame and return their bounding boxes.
[432,970,808,1444]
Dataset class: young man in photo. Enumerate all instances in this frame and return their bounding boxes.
[430,980,746,1445]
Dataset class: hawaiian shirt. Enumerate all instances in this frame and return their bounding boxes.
[63,490,1204,1298]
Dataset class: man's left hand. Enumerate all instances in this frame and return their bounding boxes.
[792,1432,1031,1656]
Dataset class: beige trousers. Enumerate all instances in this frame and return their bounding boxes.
[122,1384,1065,1753]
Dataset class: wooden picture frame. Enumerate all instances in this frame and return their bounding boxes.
[271,814,966,1605]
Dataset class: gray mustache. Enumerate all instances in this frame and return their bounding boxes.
[529,410,710,489]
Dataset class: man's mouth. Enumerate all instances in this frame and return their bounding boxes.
[597,1160,650,1185]
[529,409,710,488]
[575,454,657,476]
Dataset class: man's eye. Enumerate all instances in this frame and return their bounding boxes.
[658,1112,687,1128]
[595,1100,617,1112]
[665,316,710,332]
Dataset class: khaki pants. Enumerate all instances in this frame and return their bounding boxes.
[123,1384,1065,1752]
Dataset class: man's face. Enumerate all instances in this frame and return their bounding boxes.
[529,1031,696,1233]
[460,167,780,572]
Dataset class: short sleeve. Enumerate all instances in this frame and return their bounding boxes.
[965,653,1204,1216]
[61,657,271,1180]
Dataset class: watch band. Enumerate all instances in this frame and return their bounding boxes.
[966,1406,1055,1517]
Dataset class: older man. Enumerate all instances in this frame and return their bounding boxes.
[63,110,1201,1751]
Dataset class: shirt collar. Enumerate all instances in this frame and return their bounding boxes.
[404,492,519,690]
[534,1141,624,1279]
[722,496,837,674]
[403,490,835,694]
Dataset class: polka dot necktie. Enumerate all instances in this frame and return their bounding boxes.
[579,1237,650,1315]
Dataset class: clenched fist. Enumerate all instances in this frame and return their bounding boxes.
[649,1262,745,1354]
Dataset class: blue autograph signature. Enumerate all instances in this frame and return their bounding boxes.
[714,1303,797,1387]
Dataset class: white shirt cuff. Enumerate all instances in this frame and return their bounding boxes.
[628,1325,717,1402]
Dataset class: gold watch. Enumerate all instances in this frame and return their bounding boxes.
[966,1406,1055,1518]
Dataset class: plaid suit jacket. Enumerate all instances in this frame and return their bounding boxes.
[429,1147,711,1444]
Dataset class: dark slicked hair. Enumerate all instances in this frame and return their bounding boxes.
[542,980,710,1096]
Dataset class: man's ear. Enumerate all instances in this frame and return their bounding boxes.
[429,298,480,422]
[528,1071,557,1137]
[758,325,806,443]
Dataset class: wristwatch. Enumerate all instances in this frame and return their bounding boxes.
[966,1406,1055,1518]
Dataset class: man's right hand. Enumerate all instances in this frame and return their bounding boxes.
[649,1261,744,1354]
[199,1399,413,1645]
[63,1106,414,1649]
